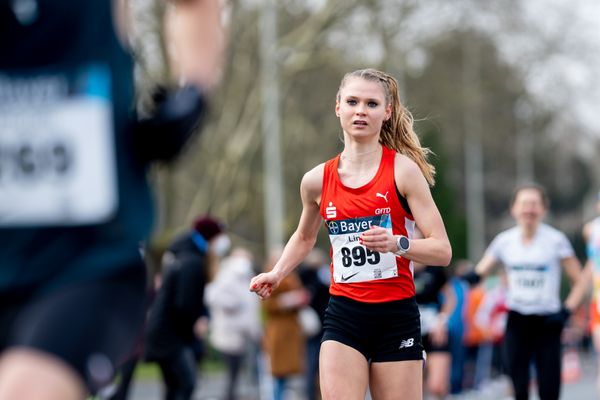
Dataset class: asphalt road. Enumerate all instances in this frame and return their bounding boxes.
[127,351,598,400]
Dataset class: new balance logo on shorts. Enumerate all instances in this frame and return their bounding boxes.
[398,338,414,349]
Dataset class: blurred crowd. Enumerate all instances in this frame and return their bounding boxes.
[102,214,595,400]
[106,216,333,400]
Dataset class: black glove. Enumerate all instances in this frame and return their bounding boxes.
[461,271,482,286]
[133,85,207,163]
[546,307,571,329]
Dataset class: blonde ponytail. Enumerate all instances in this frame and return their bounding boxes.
[338,69,436,186]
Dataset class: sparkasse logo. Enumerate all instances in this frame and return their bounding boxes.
[326,202,336,219]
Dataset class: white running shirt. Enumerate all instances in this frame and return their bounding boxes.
[485,223,574,315]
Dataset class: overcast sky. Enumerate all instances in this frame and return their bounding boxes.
[251,1,600,138]
[499,0,600,138]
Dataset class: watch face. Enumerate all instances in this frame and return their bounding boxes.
[399,236,410,250]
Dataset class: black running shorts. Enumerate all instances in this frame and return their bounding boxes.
[0,263,147,393]
[322,295,424,362]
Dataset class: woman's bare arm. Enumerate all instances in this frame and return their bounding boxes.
[250,164,324,299]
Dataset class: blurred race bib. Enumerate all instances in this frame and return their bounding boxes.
[509,264,551,306]
[0,65,117,226]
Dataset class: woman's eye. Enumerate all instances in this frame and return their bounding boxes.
[368,101,378,108]
[346,99,357,105]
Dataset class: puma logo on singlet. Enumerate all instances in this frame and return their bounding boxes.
[376,191,389,203]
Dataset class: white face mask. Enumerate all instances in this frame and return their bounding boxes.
[211,234,231,258]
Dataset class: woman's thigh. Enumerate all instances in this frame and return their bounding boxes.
[319,340,369,400]
[369,359,423,400]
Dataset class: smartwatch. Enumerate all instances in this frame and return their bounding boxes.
[395,235,410,256]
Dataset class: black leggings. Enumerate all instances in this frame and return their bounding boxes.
[0,264,147,393]
[156,347,197,400]
[220,352,243,400]
[503,311,563,400]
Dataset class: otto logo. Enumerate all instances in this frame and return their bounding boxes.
[326,202,337,219]
[375,207,391,215]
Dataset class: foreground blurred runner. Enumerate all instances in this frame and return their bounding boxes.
[0,1,224,399]
[250,68,451,400]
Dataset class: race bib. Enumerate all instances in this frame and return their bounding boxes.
[327,214,398,283]
[508,264,551,305]
[0,65,117,226]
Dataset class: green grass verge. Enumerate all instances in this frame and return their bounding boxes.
[134,357,225,381]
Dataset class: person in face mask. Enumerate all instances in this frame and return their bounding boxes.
[144,215,229,400]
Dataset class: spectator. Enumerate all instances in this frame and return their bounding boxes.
[473,274,508,391]
[462,281,487,391]
[447,260,471,395]
[145,216,229,400]
[205,247,262,400]
[262,249,308,400]
[414,262,455,399]
[298,248,330,400]
[576,190,600,395]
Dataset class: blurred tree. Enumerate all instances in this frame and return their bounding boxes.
[128,0,599,263]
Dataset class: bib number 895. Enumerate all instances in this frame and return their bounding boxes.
[341,246,381,267]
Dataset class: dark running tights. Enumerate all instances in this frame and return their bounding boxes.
[157,347,197,400]
[503,311,563,400]
[221,352,243,400]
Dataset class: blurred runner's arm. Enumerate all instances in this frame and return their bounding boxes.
[165,0,226,91]
[460,253,497,286]
[474,253,497,278]
[129,0,227,162]
[562,255,583,285]
[115,0,225,89]
[564,259,592,312]
[430,282,455,346]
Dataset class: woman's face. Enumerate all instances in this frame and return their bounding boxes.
[335,77,391,141]
[210,233,231,257]
[510,188,547,229]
